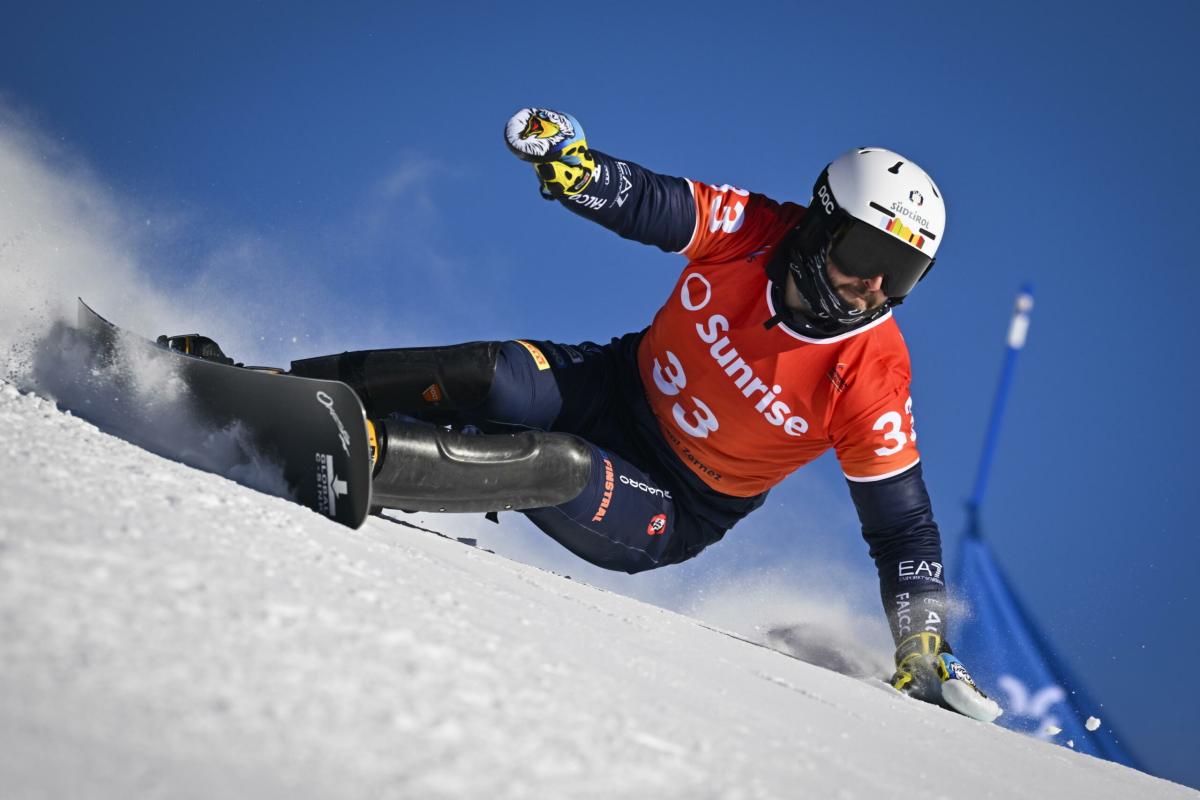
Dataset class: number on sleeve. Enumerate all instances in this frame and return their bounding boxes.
[707,184,749,234]
[872,397,916,457]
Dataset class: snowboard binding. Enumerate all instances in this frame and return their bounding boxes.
[156,333,236,366]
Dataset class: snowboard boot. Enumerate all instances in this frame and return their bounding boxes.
[156,333,236,365]
[367,418,380,475]
[155,334,289,373]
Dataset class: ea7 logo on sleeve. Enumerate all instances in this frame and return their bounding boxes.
[898,560,943,581]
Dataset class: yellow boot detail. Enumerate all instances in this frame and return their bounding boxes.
[366,419,380,474]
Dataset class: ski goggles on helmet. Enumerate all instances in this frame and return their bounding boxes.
[806,171,936,300]
[827,216,933,299]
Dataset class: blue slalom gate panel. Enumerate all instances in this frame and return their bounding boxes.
[953,534,1142,767]
[951,284,1141,768]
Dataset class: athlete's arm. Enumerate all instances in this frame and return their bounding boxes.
[850,464,1002,721]
[505,107,806,260]
[846,463,948,647]
[555,149,697,254]
[504,107,697,252]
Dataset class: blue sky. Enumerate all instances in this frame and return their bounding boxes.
[3,0,1197,787]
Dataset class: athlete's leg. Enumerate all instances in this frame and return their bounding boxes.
[298,338,693,572]
[522,442,683,574]
[289,341,504,422]
[288,339,574,430]
[370,416,688,572]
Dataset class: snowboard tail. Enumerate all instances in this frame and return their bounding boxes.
[75,299,373,528]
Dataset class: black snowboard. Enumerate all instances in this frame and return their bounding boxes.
[74,299,373,528]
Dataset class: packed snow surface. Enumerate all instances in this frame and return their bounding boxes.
[0,382,1194,799]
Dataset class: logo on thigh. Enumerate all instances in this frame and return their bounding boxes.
[591,458,615,523]
[647,514,668,536]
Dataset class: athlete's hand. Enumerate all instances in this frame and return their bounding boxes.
[890,632,1002,722]
[504,107,596,198]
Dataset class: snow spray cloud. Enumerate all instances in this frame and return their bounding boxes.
[0,107,296,496]
[0,104,493,513]
[0,109,173,378]
[454,470,900,680]
[26,321,292,498]
[0,103,432,376]
[682,562,896,679]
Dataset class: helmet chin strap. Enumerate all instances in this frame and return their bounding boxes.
[769,242,891,336]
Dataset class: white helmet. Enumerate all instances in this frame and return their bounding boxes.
[801,147,946,300]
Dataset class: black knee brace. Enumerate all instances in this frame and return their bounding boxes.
[289,341,501,418]
[371,419,593,513]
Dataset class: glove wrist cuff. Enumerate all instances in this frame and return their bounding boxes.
[893,631,947,666]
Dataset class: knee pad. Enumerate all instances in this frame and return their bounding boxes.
[290,341,501,418]
[371,419,593,513]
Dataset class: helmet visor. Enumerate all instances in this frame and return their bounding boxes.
[830,218,933,299]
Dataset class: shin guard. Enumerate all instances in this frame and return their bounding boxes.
[371,419,592,513]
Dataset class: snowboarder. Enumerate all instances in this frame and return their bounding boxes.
[183,108,1000,721]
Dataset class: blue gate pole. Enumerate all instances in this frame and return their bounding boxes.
[965,284,1034,538]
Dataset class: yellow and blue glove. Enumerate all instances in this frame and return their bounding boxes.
[890,632,1003,723]
[504,108,596,199]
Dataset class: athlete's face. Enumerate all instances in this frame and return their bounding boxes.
[825,257,888,312]
[783,257,889,314]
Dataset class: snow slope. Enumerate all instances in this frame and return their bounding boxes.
[0,381,1193,800]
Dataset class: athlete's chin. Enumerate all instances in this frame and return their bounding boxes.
[846,300,868,312]
[837,293,886,313]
